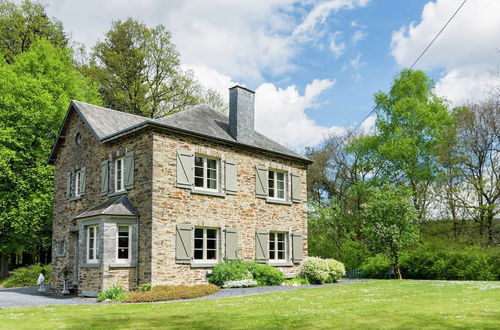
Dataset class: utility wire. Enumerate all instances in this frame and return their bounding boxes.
[328,0,468,151]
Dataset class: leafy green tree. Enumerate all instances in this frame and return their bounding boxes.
[0,0,67,64]
[351,70,451,222]
[362,185,419,279]
[85,18,225,118]
[0,40,100,275]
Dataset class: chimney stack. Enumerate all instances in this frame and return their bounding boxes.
[228,85,255,144]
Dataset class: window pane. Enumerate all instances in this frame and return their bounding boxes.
[278,190,285,199]
[118,226,129,234]
[207,159,217,169]
[206,229,217,239]
[194,177,203,187]
[277,172,284,181]
[195,156,204,167]
[89,226,94,237]
[207,179,217,189]
[277,180,285,190]
[89,248,94,260]
[194,166,203,177]
[118,248,128,259]
[277,233,285,241]
[206,250,216,259]
[118,237,129,248]
[277,242,284,251]
[207,239,216,249]
[194,249,203,259]
[278,251,284,260]
[207,168,216,179]
[269,251,275,259]
[194,239,203,249]
[269,241,275,251]
[268,188,274,197]
[195,228,204,238]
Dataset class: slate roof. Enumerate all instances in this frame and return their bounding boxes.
[48,100,311,164]
[75,195,138,219]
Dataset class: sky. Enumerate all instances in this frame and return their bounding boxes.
[35,0,500,151]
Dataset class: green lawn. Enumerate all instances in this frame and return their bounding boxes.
[0,280,499,329]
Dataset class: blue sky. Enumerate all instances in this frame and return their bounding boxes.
[38,0,499,150]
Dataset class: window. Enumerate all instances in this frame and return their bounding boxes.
[75,132,82,146]
[57,240,65,256]
[74,170,82,197]
[86,225,99,263]
[194,156,218,191]
[193,228,218,262]
[268,170,286,200]
[115,157,124,192]
[116,225,131,262]
[269,232,287,262]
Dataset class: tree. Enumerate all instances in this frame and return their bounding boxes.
[85,18,225,118]
[450,99,500,245]
[362,185,419,279]
[0,40,100,276]
[0,0,67,64]
[351,70,451,223]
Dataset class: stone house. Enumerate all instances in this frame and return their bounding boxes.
[48,86,311,296]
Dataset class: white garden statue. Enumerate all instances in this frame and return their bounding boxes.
[37,270,47,293]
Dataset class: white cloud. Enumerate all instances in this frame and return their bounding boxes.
[329,31,346,58]
[390,0,500,106]
[255,79,344,149]
[351,30,366,44]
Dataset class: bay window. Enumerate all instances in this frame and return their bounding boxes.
[86,225,99,263]
[116,225,131,262]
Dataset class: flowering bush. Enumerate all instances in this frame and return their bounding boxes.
[326,259,346,282]
[222,279,258,288]
[300,257,330,284]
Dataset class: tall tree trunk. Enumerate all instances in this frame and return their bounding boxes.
[0,253,9,278]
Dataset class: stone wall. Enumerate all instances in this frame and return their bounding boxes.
[51,109,153,294]
[151,131,308,285]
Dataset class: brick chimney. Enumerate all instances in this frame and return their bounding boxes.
[228,85,255,144]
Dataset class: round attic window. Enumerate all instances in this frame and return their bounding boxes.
[75,132,82,146]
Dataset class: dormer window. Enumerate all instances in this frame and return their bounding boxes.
[268,170,286,200]
[194,156,218,191]
[115,157,124,192]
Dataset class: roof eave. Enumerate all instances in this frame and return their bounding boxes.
[101,121,313,165]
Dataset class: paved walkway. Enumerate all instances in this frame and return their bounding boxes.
[0,280,364,308]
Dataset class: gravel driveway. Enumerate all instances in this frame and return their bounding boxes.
[0,280,364,308]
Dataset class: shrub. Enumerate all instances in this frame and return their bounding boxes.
[300,257,330,284]
[137,283,152,292]
[325,259,345,283]
[208,260,253,286]
[2,264,51,288]
[282,276,309,286]
[359,254,391,279]
[400,244,499,281]
[124,284,219,303]
[222,279,258,288]
[97,285,126,302]
[249,264,284,286]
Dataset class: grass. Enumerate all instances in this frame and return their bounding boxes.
[0,280,499,329]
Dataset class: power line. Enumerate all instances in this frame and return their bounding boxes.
[329,0,468,150]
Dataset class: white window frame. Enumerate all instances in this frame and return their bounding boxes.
[86,225,99,264]
[268,169,286,200]
[115,157,125,192]
[193,227,219,263]
[194,155,219,191]
[269,232,287,263]
[116,225,132,263]
[74,170,82,197]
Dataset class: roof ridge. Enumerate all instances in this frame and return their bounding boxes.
[72,100,149,121]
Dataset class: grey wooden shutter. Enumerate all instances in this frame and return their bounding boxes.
[124,151,135,190]
[255,165,268,198]
[176,150,194,188]
[292,232,303,263]
[225,228,238,260]
[255,230,269,263]
[100,160,109,195]
[66,172,72,199]
[224,159,238,195]
[175,225,193,264]
[291,172,301,202]
[80,167,86,196]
